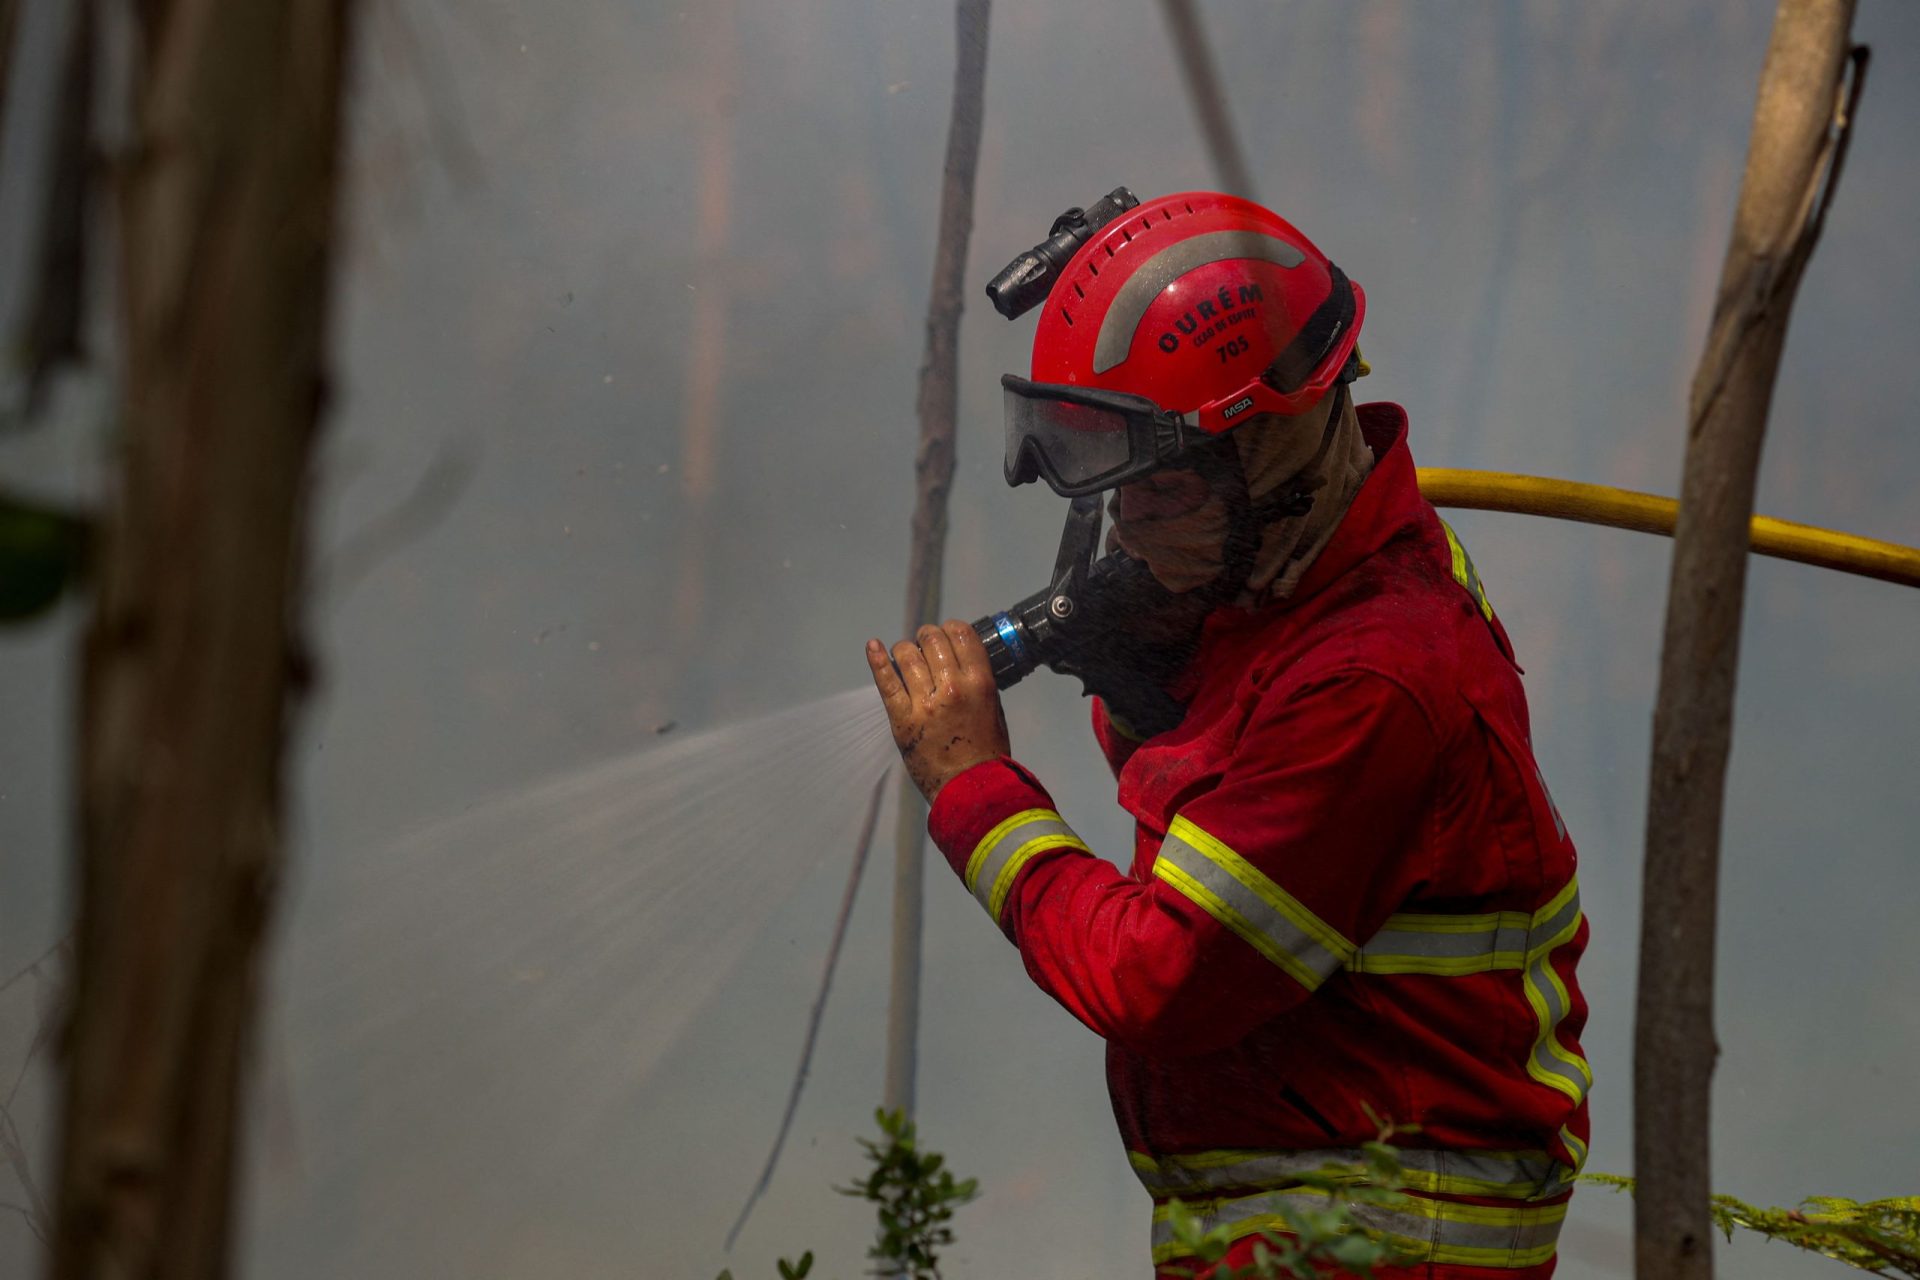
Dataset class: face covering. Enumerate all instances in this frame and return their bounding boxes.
[1109,389,1374,604]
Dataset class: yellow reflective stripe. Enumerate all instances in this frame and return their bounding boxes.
[1344,873,1593,1110]
[1440,518,1495,620]
[988,831,1089,920]
[1557,1126,1589,1176]
[1149,1186,1565,1267]
[1152,818,1355,991]
[1153,857,1326,991]
[1536,957,1593,1086]
[1131,1145,1569,1201]
[1529,877,1583,953]
[962,808,1088,923]
[1349,876,1580,976]
[964,808,1054,893]
[1526,883,1590,1097]
[1521,944,1592,1104]
[1104,708,1146,743]
[1167,817,1355,965]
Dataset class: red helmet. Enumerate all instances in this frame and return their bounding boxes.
[1001,190,1364,496]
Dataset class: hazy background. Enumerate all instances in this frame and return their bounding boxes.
[2,1,1917,1276]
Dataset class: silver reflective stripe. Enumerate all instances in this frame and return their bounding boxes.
[1349,879,1582,977]
[1350,915,1533,975]
[1130,1146,1571,1202]
[1091,230,1306,373]
[1557,1127,1589,1177]
[962,808,1088,923]
[1152,818,1352,991]
[1524,940,1591,1104]
[1149,1186,1566,1268]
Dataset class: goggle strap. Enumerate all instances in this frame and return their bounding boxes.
[1261,262,1355,395]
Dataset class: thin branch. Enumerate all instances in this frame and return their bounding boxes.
[0,1108,49,1232]
[369,0,483,188]
[6,1027,43,1112]
[887,0,990,1121]
[725,767,891,1251]
[323,439,478,593]
[6,965,61,1113]
[1156,0,1256,199]
[0,1199,49,1245]
[0,937,68,995]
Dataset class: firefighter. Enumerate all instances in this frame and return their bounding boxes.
[865,190,1590,1279]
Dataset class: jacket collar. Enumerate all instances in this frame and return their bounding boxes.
[1179,403,1425,678]
[1282,401,1423,607]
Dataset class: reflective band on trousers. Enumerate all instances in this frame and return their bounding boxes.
[963,808,1091,923]
[1129,1146,1576,1203]
[1152,816,1355,992]
[1149,1185,1567,1268]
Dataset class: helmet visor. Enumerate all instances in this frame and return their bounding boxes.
[1002,376,1186,496]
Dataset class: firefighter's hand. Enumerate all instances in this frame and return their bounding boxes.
[866,621,1011,804]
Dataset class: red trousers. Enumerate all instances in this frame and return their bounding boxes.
[1156,1236,1558,1280]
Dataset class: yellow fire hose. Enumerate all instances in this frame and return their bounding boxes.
[1416,469,1920,591]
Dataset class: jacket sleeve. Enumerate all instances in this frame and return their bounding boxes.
[928,669,1441,1057]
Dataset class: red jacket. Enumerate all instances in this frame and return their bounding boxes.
[928,405,1590,1278]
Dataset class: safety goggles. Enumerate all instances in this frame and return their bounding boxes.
[1003,268,1362,497]
[1001,377,1199,496]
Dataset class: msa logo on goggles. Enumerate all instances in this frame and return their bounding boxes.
[1221,396,1256,421]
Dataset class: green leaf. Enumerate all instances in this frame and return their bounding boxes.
[0,489,88,621]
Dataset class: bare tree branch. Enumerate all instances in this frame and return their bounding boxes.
[367,0,482,188]
[322,439,478,593]
[0,1107,49,1238]
[1156,0,1256,199]
[0,938,68,995]
[0,1198,49,1246]
[1634,6,1865,1280]
[887,0,990,1123]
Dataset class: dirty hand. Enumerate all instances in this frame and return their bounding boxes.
[866,621,1011,804]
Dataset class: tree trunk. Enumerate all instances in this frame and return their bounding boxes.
[49,1,359,1276]
[885,0,990,1122]
[1633,5,1862,1279]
